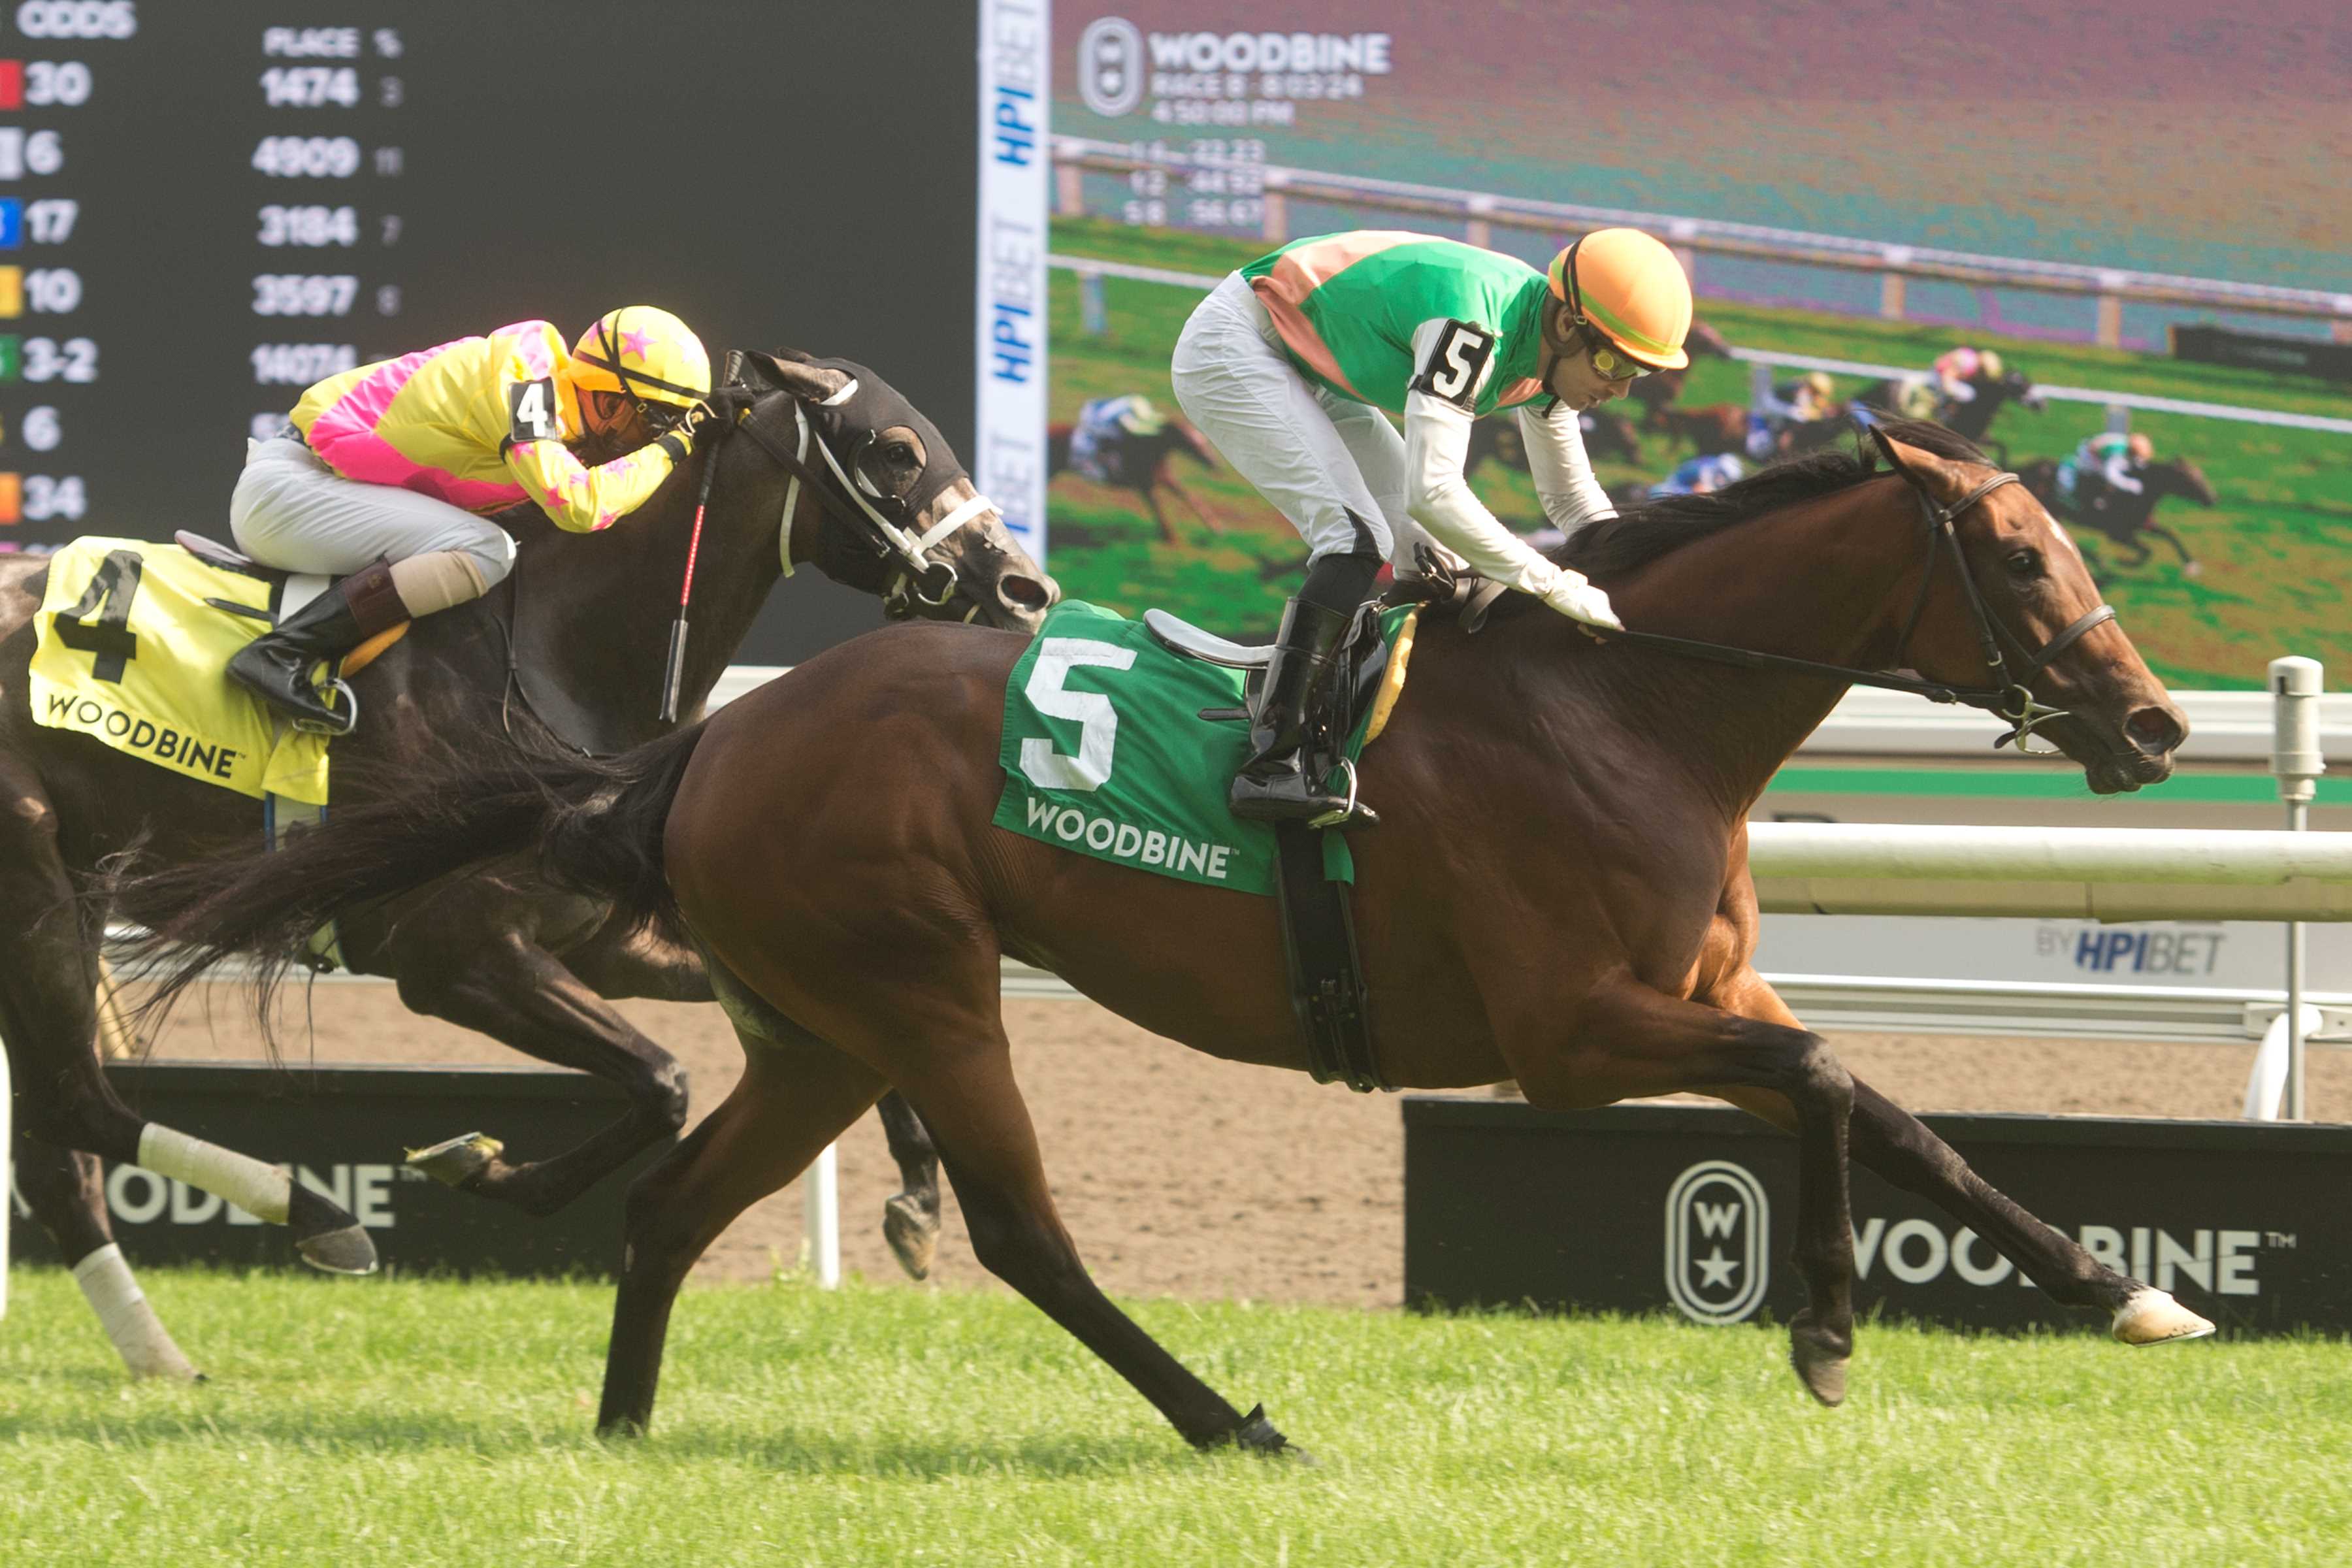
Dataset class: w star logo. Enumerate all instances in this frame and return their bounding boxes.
[1665,1160,1771,1324]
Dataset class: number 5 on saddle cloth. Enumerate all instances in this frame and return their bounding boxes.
[992,599,1417,1091]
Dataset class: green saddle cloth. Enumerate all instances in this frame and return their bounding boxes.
[992,600,1405,895]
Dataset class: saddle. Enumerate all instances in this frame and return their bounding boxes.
[174,531,411,687]
[1143,601,1401,742]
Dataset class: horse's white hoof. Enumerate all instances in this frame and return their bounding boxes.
[2111,1288,2215,1346]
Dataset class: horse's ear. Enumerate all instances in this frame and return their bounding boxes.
[747,350,855,404]
[1870,428,1965,501]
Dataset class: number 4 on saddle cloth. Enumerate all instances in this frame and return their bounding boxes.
[28,534,406,961]
[993,599,1418,1091]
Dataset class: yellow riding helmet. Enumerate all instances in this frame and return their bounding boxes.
[1976,349,2005,380]
[1801,370,1835,400]
[1114,395,1169,436]
[2127,432,2153,462]
[566,306,711,412]
[1547,227,1693,370]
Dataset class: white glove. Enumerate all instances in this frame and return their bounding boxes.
[1542,571,1623,630]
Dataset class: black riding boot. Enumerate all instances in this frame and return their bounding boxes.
[226,557,407,736]
[1229,596,1376,828]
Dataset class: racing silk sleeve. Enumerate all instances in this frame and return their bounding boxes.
[486,321,688,534]
[1401,317,1573,596]
[1516,397,1615,538]
[2100,453,2145,494]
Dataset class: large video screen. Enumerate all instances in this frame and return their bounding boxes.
[0,1,977,662]
[975,1,2352,690]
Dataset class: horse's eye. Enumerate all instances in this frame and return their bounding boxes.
[889,443,915,465]
[2004,549,2042,579]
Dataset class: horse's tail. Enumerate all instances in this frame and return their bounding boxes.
[110,719,711,1032]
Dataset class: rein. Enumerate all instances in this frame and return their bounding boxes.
[1592,470,2117,753]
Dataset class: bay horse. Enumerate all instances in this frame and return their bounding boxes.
[1046,414,1225,545]
[2018,455,2217,576]
[118,421,2210,1453]
[5,350,1047,1379]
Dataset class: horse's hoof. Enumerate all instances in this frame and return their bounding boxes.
[1226,1403,1314,1463]
[406,1132,503,1190]
[295,1222,380,1276]
[1788,1312,1852,1407]
[127,1348,205,1384]
[2111,1288,2214,1346]
[883,1194,939,1281]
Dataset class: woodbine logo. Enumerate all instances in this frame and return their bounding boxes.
[1079,19,1395,117]
[1665,1160,1771,1324]
[1021,792,1237,881]
[1664,1158,2271,1326]
[44,689,243,779]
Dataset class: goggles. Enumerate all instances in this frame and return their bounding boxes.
[1580,325,1659,382]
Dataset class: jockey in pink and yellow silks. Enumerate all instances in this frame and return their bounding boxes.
[292,320,691,531]
[225,306,712,732]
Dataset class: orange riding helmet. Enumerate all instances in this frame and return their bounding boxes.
[1547,228,1695,371]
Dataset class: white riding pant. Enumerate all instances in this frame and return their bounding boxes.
[229,436,517,587]
[1171,271,1439,569]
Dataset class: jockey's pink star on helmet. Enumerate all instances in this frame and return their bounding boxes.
[568,306,711,418]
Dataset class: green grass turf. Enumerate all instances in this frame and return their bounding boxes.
[1044,218,2352,689]
[4,1269,2347,1565]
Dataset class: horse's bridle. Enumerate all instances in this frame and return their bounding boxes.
[1880,472,2116,751]
[723,382,998,620]
[1596,468,2117,754]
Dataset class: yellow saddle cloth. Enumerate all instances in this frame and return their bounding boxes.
[29,537,332,804]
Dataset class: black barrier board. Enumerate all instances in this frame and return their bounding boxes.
[1404,1098,2352,1336]
[10,1062,674,1277]
[2168,323,2352,384]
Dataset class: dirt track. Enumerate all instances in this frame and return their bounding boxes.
[142,983,2349,1309]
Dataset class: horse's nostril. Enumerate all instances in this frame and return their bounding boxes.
[998,574,1053,612]
[2125,706,2184,757]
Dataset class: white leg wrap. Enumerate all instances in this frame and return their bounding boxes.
[71,1244,200,1381]
[137,1124,292,1225]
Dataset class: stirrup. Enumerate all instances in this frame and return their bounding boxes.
[1306,757,1377,831]
[288,676,359,737]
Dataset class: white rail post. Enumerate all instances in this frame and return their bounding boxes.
[1879,246,1910,321]
[2272,656,2326,1119]
[1463,193,1492,251]
[1077,267,1108,337]
[804,1142,840,1288]
[2095,272,2127,348]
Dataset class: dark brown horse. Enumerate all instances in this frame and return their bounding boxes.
[1853,367,2045,464]
[120,421,2210,1452]
[1651,400,1753,457]
[2019,455,2217,576]
[1464,407,1642,478]
[1047,415,1225,544]
[6,350,1048,1378]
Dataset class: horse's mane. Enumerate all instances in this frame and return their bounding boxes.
[1556,419,1987,578]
